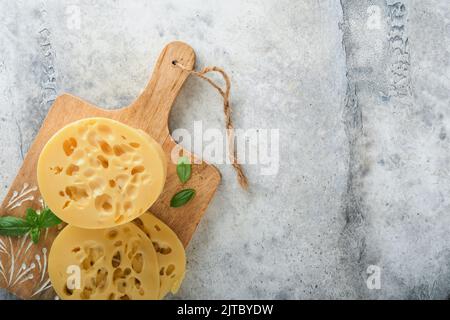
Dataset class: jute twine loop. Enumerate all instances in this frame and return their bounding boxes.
[173,60,249,190]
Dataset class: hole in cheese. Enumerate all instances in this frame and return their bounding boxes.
[107,230,118,240]
[97,155,109,168]
[63,137,77,156]
[127,240,140,259]
[159,246,172,255]
[66,164,79,176]
[131,166,144,175]
[113,268,124,281]
[123,202,133,214]
[134,277,141,289]
[152,241,172,255]
[98,140,113,155]
[130,174,139,184]
[64,285,73,296]
[113,145,125,156]
[112,251,121,268]
[165,264,175,276]
[131,253,143,273]
[52,166,63,174]
[115,215,124,224]
[96,268,108,290]
[72,149,85,165]
[87,130,97,147]
[109,179,116,188]
[117,279,127,293]
[115,174,128,190]
[103,202,112,212]
[65,185,89,202]
[80,287,93,300]
[95,194,113,213]
[62,200,71,209]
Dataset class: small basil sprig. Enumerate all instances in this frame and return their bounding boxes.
[170,157,196,208]
[0,207,62,244]
[170,189,196,208]
[176,156,191,183]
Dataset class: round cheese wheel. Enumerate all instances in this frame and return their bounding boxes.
[37,117,167,229]
[48,223,160,300]
[133,212,186,299]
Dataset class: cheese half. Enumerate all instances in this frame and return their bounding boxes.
[48,223,160,300]
[37,117,166,229]
[133,212,186,298]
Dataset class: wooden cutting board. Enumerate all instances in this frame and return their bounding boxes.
[0,41,221,300]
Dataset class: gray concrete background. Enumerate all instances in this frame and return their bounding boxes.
[0,0,449,299]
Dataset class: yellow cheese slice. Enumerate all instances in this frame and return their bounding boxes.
[48,223,160,300]
[133,212,186,299]
[37,117,167,229]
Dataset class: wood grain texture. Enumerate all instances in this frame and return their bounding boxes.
[0,41,221,300]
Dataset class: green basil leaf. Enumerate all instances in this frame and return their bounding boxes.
[0,207,62,244]
[30,227,41,244]
[0,216,31,236]
[38,208,62,228]
[26,208,39,226]
[177,156,191,184]
[170,189,196,208]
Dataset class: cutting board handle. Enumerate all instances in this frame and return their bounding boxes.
[126,41,195,139]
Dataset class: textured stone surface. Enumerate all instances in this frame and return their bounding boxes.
[0,0,449,299]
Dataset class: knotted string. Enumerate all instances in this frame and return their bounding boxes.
[173,60,249,190]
